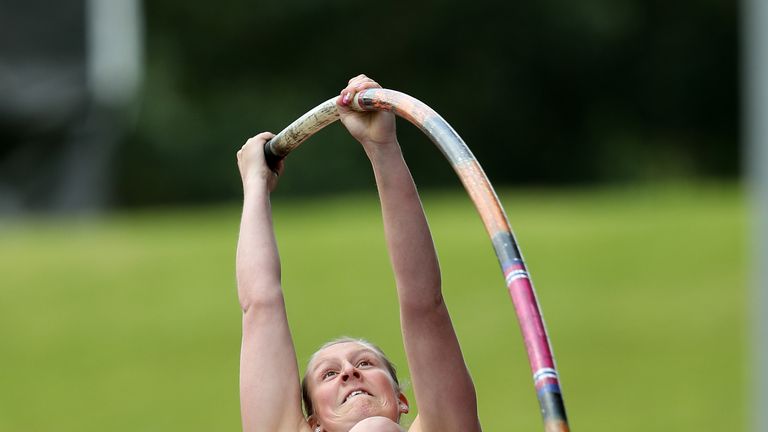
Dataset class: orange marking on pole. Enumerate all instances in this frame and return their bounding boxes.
[454,160,510,237]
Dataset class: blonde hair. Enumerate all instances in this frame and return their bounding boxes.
[301,337,400,417]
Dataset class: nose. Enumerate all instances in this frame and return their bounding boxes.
[341,361,361,382]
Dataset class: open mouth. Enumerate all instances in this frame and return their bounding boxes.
[343,389,372,403]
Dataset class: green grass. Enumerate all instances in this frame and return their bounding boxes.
[0,183,745,431]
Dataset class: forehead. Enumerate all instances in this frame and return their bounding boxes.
[309,342,377,368]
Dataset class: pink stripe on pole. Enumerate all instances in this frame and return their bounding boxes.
[506,270,556,374]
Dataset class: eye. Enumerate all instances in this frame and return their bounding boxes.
[322,370,338,380]
[357,359,372,368]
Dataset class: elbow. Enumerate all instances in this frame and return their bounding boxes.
[238,287,285,314]
[399,287,445,314]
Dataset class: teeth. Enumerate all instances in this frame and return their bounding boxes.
[345,390,369,402]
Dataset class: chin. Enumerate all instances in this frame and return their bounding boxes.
[345,399,394,422]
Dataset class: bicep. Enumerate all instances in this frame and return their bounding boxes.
[240,300,307,432]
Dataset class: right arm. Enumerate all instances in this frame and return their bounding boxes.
[236,133,309,432]
[337,76,481,432]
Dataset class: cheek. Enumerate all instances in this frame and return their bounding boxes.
[312,384,336,411]
[371,372,398,396]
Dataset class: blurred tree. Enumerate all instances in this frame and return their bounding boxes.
[0,0,143,213]
[115,0,737,205]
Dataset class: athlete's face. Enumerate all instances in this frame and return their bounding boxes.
[306,342,408,432]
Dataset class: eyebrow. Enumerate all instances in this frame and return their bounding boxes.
[309,348,377,375]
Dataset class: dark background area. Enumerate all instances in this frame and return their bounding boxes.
[1,0,739,208]
[116,0,737,206]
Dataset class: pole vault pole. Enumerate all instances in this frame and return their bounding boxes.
[263,89,570,432]
[745,0,768,429]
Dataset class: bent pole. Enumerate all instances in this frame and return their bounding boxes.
[264,89,570,432]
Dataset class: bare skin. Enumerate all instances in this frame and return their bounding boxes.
[305,342,408,432]
[236,75,481,432]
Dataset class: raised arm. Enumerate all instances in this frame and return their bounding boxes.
[236,133,308,432]
[337,76,481,432]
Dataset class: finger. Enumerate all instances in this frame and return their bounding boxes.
[339,83,358,106]
[253,131,275,143]
[353,76,379,88]
[245,131,274,146]
[339,85,359,108]
[274,159,286,177]
[354,80,381,92]
[348,73,367,84]
[349,76,374,87]
[339,82,379,108]
[337,92,350,107]
[341,74,376,99]
[348,81,376,96]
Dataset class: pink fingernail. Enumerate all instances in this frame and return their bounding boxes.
[342,92,350,105]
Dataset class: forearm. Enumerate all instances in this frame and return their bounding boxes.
[238,237,305,432]
[234,133,307,432]
[236,182,282,312]
[366,141,442,309]
[369,142,480,431]
[338,76,479,430]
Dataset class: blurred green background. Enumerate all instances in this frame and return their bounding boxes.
[0,0,744,431]
[0,184,745,431]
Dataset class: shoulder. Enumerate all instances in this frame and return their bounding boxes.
[406,415,422,432]
[405,415,480,432]
[349,416,406,432]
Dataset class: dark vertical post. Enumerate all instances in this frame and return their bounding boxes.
[744,0,768,430]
